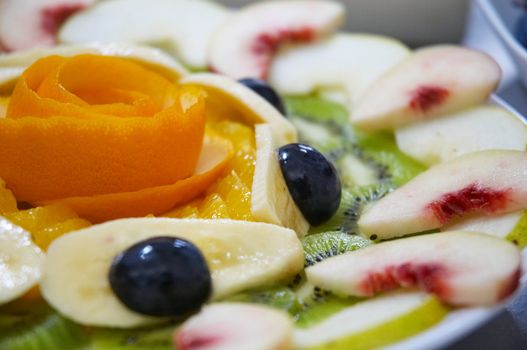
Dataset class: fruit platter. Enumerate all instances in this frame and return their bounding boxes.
[0,0,526,349]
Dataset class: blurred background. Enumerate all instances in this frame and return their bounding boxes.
[218,0,470,46]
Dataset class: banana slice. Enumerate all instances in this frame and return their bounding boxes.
[0,42,189,92]
[0,216,45,305]
[180,73,297,145]
[41,218,304,328]
[252,124,309,236]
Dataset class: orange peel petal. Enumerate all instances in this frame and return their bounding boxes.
[0,55,206,202]
[37,135,233,223]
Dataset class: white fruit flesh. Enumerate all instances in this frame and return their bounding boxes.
[59,0,230,68]
[305,231,521,306]
[208,0,345,79]
[351,45,501,130]
[180,73,297,145]
[0,42,188,92]
[395,105,527,166]
[294,292,446,349]
[444,211,524,239]
[175,303,293,350]
[269,33,410,105]
[0,0,94,51]
[41,218,303,327]
[358,150,527,239]
[0,217,45,305]
[252,124,309,236]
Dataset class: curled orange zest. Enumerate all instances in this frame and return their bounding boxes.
[0,54,229,220]
[40,135,233,223]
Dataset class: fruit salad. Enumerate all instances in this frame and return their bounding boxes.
[0,0,526,349]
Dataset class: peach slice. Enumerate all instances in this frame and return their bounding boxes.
[269,33,410,105]
[358,150,527,240]
[0,0,94,52]
[305,231,521,306]
[351,45,501,130]
[175,303,294,350]
[208,0,345,80]
[395,105,527,166]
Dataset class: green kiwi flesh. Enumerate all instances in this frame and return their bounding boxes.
[302,231,372,267]
[0,298,88,350]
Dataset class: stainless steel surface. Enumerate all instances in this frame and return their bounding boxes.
[218,0,470,45]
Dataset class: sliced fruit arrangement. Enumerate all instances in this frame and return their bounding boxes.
[0,297,89,350]
[41,218,303,327]
[252,124,310,235]
[306,231,521,306]
[0,0,96,52]
[0,217,45,305]
[445,211,527,249]
[59,0,231,69]
[3,203,90,250]
[359,150,527,239]
[395,105,527,166]
[269,33,410,105]
[0,0,526,348]
[351,45,501,130]
[208,0,345,79]
[294,292,447,350]
[180,73,297,144]
[175,303,294,350]
[0,42,188,91]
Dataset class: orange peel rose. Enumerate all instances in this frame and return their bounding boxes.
[0,54,232,222]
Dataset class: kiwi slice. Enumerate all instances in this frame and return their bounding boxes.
[0,298,88,350]
[226,286,301,315]
[284,95,425,187]
[89,325,175,350]
[302,231,372,267]
[309,184,393,235]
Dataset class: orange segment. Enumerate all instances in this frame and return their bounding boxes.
[0,96,8,118]
[0,178,17,215]
[166,120,256,221]
[0,55,206,202]
[3,203,90,250]
[41,134,233,223]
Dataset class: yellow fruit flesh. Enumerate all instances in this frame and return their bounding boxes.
[165,120,256,220]
[1,175,90,250]
[0,178,17,215]
[0,96,8,118]
[4,204,90,250]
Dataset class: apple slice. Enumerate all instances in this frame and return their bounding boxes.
[294,292,446,349]
[395,105,527,166]
[0,0,94,52]
[208,0,345,80]
[175,303,294,350]
[59,0,230,69]
[358,150,527,239]
[444,211,527,248]
[351,45,501,130]
[305,231,521,306]
[269,33,410,105]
